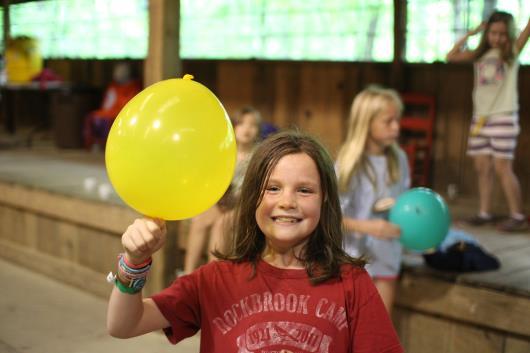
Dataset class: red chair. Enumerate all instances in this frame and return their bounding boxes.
[399,93,436,187]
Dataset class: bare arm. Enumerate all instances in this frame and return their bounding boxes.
[516,17,530,53]
[107,289,169,338]
[343,217,400,240]
[446,23,485,62]
[107,218,170,338]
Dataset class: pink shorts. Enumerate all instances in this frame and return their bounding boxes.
[467,113,520,159]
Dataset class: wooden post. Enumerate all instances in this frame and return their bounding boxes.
[143,0,181,87]
[391,0,406,90]
[3,0,10,49]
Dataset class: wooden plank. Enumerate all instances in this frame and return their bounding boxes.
[0,239,113,299]
[0,181,138,234]
[459,245,530,294]
[271,63,300,128]
[251,62,275,123]
[505,337,530,353]
[394,309,451,353]
[481,268,530,295]
[396,311,504,353]
[396,273,530,337]
[0,220,174,297]
[0,199,179,296]
[395,307,517,353]
[297,64,346,156]
[217,62,256,115]
[447,322,503,353]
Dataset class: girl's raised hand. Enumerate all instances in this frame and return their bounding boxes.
[122,218,167,265]
[469,22,486,36]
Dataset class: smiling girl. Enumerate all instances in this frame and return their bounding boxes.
[107,131,403,353]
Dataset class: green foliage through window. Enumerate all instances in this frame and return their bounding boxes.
[180,0,394,61]
[406,0,530,64]
[8,0,148,59]
[5,0,528,64]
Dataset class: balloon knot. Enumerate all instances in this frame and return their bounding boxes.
[183,74,194,80]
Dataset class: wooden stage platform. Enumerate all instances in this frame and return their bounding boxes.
[0,146,529,353]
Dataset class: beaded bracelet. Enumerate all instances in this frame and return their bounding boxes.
[118,255,152,281]
[112,254,152,294]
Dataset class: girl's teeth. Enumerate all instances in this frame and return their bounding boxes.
[275,217,297,223]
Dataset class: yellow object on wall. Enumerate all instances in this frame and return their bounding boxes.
[5,36,43,83]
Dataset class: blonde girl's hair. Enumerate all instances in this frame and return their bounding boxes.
[336,86,403,193]
[474,10,517,64]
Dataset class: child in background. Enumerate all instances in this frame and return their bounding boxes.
[83,62,141,150]
[336,86,410,313]
[183,107,261,274]
[106,131,403,353]
[446,11,530,231]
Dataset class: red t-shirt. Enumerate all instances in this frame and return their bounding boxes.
[151,260,403,353]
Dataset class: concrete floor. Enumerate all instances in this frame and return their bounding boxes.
[0,257,200,353]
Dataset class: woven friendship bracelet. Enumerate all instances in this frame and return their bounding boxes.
[115,278,141,294]
[112,253,153,294]
[121,254,153,269]
[118,255,152,280]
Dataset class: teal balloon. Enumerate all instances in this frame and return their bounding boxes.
[389,187,451,251]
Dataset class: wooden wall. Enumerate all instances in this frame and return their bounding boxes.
[181,60,530,212]
[37,59,530,211]
[0,180,179,298]
[394,272,530,353]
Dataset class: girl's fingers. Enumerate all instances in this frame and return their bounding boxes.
[137,218,167,250]
[128,226,149,253]
[122,218,167,262]
[152,218,167,231]
[136,219,160,249]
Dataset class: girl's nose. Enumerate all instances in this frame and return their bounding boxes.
[391,120,400,133]
[278,190,297,209]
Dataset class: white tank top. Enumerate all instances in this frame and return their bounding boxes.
[473,47,519,116]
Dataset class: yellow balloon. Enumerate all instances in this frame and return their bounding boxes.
[105,76,236,220]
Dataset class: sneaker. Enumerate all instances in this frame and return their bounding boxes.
[498,217,529,232]
[465,214,495,226]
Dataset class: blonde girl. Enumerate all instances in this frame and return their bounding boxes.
[336,86,410,313]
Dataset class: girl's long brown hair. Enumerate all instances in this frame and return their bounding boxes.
[474,11,517,64]
[215,130,365,284]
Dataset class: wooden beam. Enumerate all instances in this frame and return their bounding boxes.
[3,0,10,48]
[144,0,181,87]
[391,0,406,90]
[0,181,138,234]
[397,272,530,337]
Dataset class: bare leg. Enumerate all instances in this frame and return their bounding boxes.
[183,205,222,273]
[208,210,235,261]
[493,157,523,216]
[473,155,494,215]
[373,279,397,314]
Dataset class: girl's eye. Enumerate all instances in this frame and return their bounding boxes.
[266,185,280,192]
[299,187,313,194]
